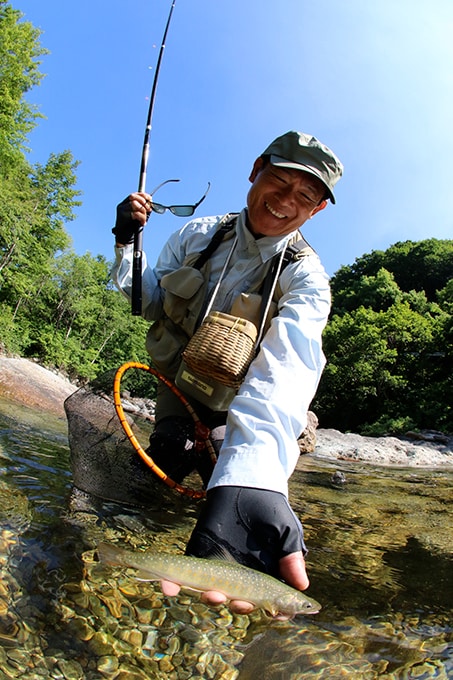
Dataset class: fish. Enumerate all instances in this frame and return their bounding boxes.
[97,542,321,618]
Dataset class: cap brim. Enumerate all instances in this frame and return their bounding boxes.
[269,155,336,203]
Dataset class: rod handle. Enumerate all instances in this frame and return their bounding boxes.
[131,228,143,315]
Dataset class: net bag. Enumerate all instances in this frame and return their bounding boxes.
[182,311,257,388]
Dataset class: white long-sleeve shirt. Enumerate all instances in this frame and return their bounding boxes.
[111,208,331,496]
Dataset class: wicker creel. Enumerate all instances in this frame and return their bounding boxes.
[182,311,257,388]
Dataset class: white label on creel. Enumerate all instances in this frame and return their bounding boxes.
[180,369,214,397]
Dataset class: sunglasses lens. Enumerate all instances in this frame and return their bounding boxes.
[171,206,195,217]
[149,184,209,217]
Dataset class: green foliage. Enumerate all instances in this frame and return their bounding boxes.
[0,301,29,353]
[0,3,155,398]
[315,240,453,435]
[331,238,453,314]
[0,2,47,172]
[0,6,79,308]
[3,248,153,383]
[360,416,417,438]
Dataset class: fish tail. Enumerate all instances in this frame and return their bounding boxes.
[97,542,126,567]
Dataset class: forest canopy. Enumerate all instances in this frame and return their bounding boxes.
[0,2,152,390]
[0,3,451,433]
[314,239,453,434]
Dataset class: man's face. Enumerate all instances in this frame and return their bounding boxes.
[246,158,328,237]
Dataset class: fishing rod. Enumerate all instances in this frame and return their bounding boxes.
[132,0,177,316]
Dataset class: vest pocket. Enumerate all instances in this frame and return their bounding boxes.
[146,319,190,380]
[160,267,206,332]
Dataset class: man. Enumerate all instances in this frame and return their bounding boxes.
[111,130,343,614]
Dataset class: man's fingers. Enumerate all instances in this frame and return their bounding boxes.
[201,592,254,614]
[279,551,309,590]
[161,584,254,615]
[160,579,181,596]
[128,192,152,226]
[200,590,227,605]
[228,599,255,614]
[162,583,253,614]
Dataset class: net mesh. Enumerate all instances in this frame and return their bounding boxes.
[64,370,163,505]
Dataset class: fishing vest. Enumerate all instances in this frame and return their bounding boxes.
[145,213,315,380]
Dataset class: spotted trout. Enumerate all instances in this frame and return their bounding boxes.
[97,542,321,618]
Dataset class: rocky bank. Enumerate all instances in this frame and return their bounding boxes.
[0,355,77,417]
[1,355,452,468]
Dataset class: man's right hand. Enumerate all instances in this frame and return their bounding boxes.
[159,486,310,618]
[112,192,152,246]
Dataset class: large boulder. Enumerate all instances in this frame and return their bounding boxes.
[297,410,319,454]
[0,356,76,417]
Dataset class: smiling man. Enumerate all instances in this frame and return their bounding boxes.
[111,131,343,614]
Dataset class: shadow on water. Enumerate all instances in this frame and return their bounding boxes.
[382,536,453,612]
[0,396,452,678]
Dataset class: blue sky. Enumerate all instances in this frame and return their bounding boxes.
[17,0,453,276]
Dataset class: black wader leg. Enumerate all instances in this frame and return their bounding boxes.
[147,417,197,483]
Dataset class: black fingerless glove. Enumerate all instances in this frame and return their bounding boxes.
[185,486,307,578]
[112,196,142,245]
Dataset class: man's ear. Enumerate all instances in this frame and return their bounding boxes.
[248,157,264,183]
[310,199,328,218]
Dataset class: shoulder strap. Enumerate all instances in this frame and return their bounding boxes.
[257,232,317,343]
[281,231,315,269]
[192,213,238,270]
[260,232,315,296]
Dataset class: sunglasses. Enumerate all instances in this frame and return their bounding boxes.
[148,179,211,217]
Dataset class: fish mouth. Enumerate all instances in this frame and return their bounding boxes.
[265,202,286,219]
[273,606,320,620]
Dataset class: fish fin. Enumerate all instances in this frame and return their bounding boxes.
[204,544,237,563]
[263,605,278,618]
[134,570,159,582]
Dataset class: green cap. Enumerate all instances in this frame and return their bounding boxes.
[261,131,343,203]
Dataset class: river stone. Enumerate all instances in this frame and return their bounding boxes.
[297,411,319,453]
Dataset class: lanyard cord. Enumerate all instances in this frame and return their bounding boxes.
[201,232,287,351]
[255,246,287,348]
[202,235,239,320]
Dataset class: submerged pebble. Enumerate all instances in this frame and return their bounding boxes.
[1,402,452,679]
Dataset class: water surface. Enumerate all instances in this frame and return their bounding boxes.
[0,396,451,679]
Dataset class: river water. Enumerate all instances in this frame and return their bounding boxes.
[0,395,452,679]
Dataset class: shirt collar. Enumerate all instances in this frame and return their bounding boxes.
[236,208,297,263]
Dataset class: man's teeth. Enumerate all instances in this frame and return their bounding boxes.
[265,202,286,219]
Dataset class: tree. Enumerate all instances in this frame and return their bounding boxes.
[16,250,151,383]
[0,4,80,308]
[314,239,453,434]
[0,151,80,318]
[331,239,453,315]
[0,4,154,391]
[0,2,46,172]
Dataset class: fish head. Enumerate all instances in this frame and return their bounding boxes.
[271,591,322,618]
